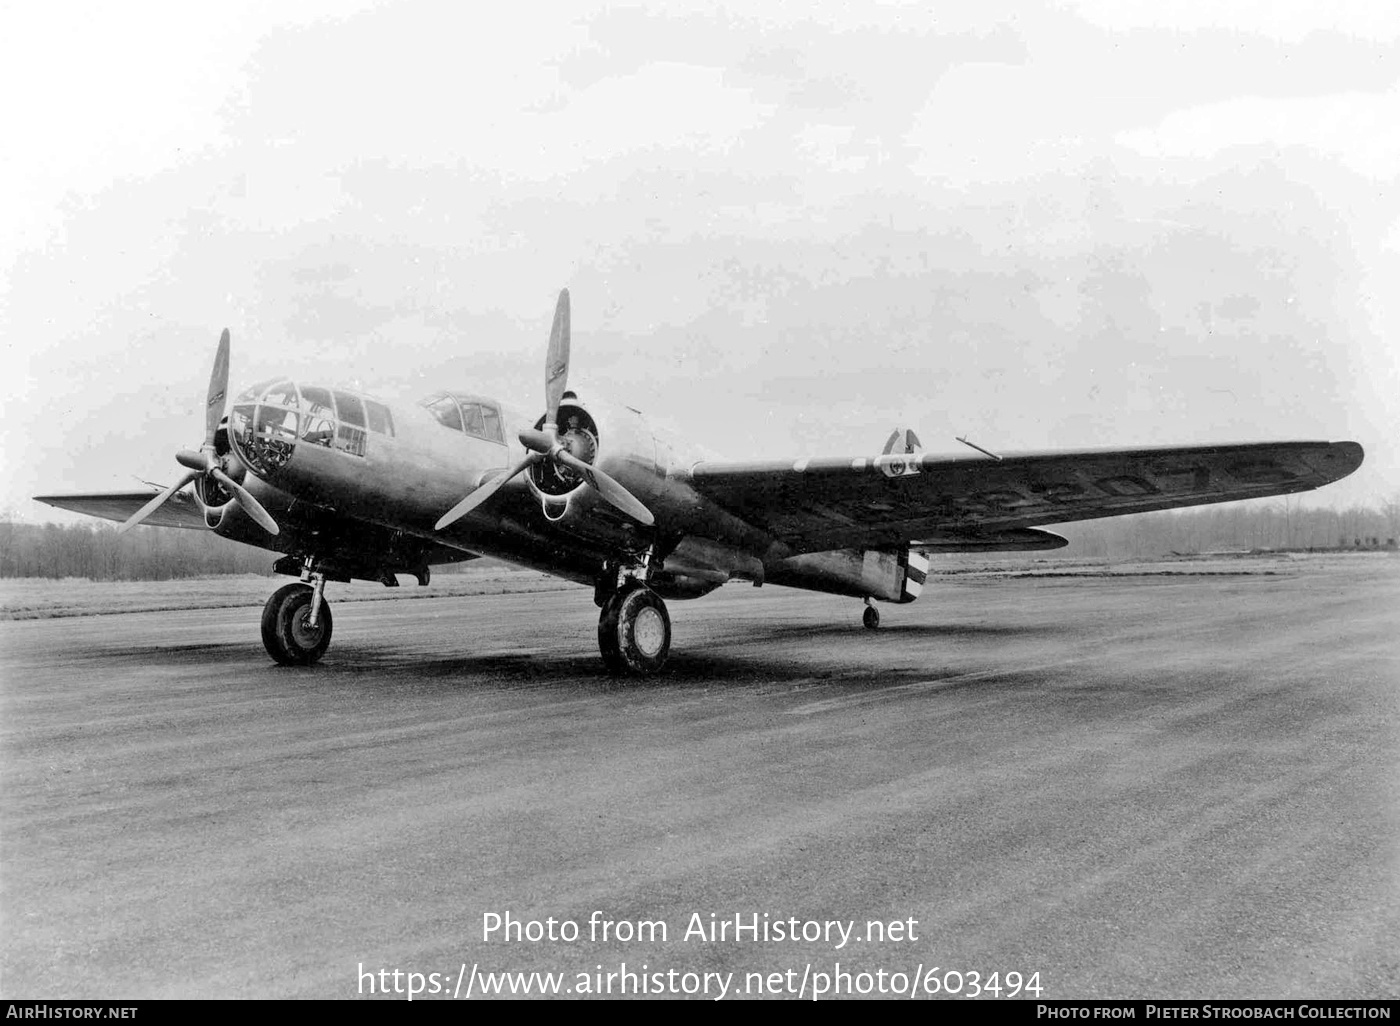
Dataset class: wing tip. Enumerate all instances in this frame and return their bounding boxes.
[1321,440,1365,482]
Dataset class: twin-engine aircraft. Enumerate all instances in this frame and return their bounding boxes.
[37,290,1364,675]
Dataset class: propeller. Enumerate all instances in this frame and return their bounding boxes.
[435,290,654,531]
[118,330,280,536]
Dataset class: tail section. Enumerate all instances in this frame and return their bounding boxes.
[764,427,932,604]
[897,548,928,604]
[882,427,922,456]
[882,427,928,604]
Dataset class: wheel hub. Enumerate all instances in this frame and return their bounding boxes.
[632,606,667,658]
[291,611,326,649]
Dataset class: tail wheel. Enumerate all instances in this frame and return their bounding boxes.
[598,584,671,676]
[261,582,333,666]
[863,604,880,630]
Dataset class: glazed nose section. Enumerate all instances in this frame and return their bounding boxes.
[229,379,301,476]
[229,380,373,476]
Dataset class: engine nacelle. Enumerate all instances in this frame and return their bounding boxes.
[523,395,666,542]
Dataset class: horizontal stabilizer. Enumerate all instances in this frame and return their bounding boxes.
[912,528,1068,552]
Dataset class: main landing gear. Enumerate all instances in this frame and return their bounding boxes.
[598,583,672,675]
[261,565,333,666]
[595,549,671,676]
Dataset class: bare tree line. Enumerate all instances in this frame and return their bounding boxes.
[2,497,1397,580]
[1057,498,1400,560]
[0,520,273,580]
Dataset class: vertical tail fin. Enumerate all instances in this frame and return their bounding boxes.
[882,427,922,456]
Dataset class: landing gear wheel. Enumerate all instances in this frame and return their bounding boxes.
[863,604,880,630]
[598,584,671,676]
[261,582,333,666]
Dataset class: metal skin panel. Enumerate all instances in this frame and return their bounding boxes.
[765,548,904,602]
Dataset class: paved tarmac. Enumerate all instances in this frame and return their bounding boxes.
[1,557,1396,999]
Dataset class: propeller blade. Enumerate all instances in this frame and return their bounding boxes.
[175,448,212,472]
[435,454,539,530]
[210,467,280,535]
[555,450,654,526]
[117,470,201,535]
[544,289,570,428]
[518,426,556,455]
[205,329,231,447]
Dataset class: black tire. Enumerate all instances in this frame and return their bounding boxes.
[863,604,880,630]
[598,584,671,676]
[260,583,333,666]
[593,570,615,609]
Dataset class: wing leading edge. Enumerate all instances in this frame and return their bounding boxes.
[33,490,209,530]
[687,440,1364,554]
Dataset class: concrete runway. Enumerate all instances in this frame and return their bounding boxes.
[2,557,1397,999]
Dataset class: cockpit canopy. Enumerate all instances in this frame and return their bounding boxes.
[229,379,395,475]
[418,392,505,444]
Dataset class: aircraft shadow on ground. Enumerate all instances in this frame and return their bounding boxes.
[691,620,1062,643]
[77,624,1057,691]
[301,638,1055,692]
[306,649,844,688]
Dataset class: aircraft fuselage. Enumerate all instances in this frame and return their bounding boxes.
[214,378,854,599]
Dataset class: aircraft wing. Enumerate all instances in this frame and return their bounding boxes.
[687,440,1364,554]
[33,489,208,530]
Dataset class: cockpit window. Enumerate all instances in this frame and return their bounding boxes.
[300,385,334,412]
[481,404,503,444]
[419,393,505,443]
[460,401,505,444]
[364,400,394,436]
[423,395,463,432]
[334,391,365,427]
[461,402,485,437]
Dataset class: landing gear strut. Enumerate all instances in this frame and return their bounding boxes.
[261,561,334,665]
[863,600,880,630]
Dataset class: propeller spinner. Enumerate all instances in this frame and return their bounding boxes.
[118,330,280,536]
[435,290,655,531]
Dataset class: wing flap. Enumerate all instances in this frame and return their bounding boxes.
[688,441,1364,553]
[33,490,208,530]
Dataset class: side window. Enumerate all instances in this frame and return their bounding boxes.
[461,402,486,438]
[364,400,394,436]
[332,392,367,457]
[481,403,503,444]
[336,424,367,457]
[299,386,336,447]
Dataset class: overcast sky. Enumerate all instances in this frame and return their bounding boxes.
[3,0,1397,523]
